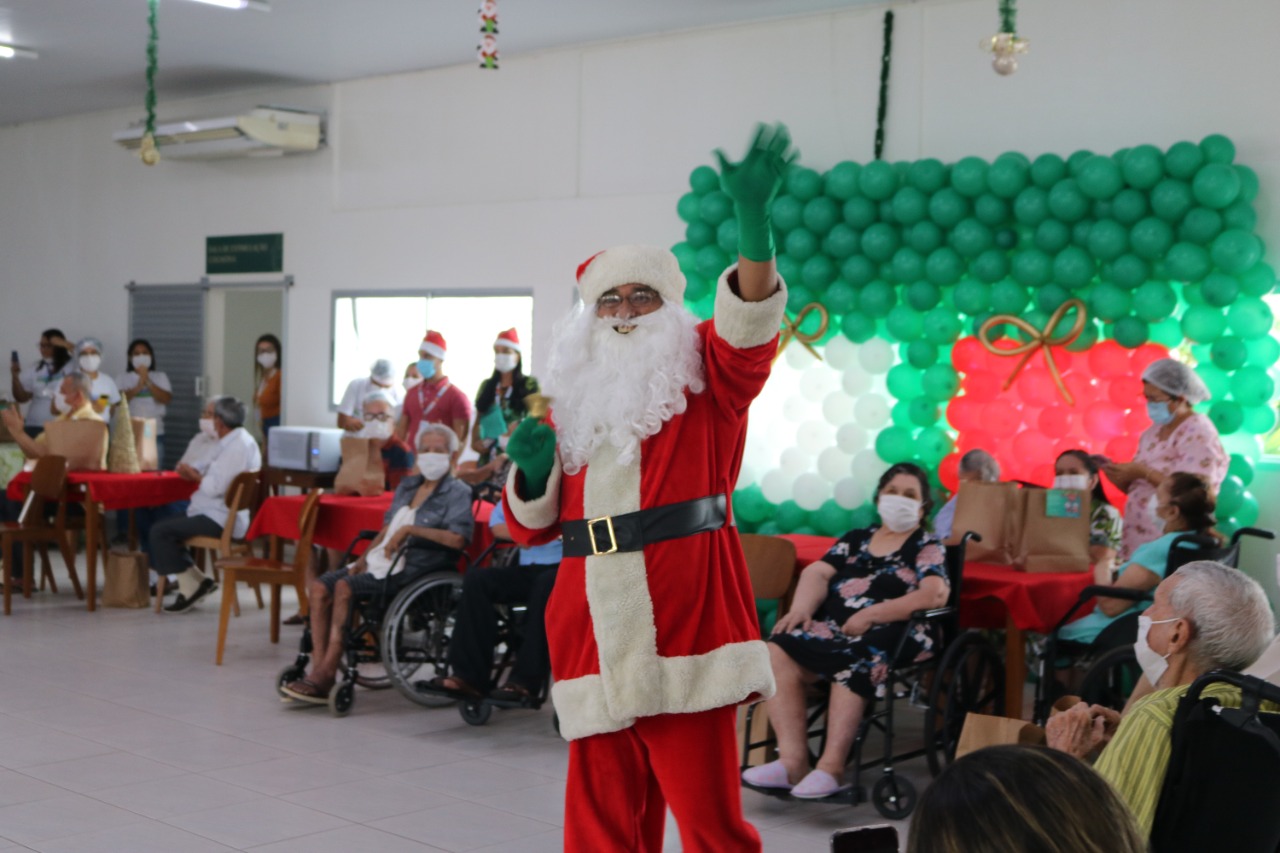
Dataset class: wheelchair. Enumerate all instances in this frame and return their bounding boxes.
[741,531,1006,819]
[1032,526,1275,723]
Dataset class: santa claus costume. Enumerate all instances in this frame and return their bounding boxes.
[503,244,787,852]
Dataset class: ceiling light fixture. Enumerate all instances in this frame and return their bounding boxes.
[0,43,39,59]
[188,0,270,11]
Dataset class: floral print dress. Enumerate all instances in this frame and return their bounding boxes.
[771,527,948,700]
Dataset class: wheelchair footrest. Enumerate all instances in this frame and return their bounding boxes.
[741,780,867,806]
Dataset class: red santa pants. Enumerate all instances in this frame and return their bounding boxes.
[564,705,761,853]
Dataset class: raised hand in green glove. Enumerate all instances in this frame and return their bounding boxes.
[505,417,557,499]
[715,123,799,262]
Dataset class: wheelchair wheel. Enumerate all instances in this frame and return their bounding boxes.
[460,699,492,726]
[275,664,305,700]
[872,773,917,820]
[924,630,1005,777]
[381,572,463,708]
[1079,645,1141,713]
[350,622,393,691]
[329,681,355,717]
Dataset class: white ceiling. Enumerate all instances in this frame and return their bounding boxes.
[0,0,881,127]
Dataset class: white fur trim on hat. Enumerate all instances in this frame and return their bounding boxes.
[418,342,446,360]
[576,245,686,305]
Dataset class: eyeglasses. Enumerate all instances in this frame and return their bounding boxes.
[596,289,661,310]
[363,412,394,422]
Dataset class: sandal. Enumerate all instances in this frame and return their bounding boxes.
[489,682,532,703]
[282,613,305,626]
[422,675,483,700]
[791,769,852,799]
[281,678,330,704]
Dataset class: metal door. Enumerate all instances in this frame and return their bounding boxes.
[127,284,206,470]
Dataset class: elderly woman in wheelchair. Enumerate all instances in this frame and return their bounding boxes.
[281,423,474,704]
[742,462,949,799]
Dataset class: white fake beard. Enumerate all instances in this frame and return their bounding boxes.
[544,303,705,475]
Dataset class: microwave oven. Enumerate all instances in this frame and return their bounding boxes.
[267,426,344,473]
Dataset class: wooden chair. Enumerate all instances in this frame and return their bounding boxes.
[2,455,83,615]
[155,471,262,614]
[740,533,798,631]
[214,488,322,665]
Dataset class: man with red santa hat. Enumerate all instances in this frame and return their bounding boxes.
[395,329,472,448]
[501,124,795,852]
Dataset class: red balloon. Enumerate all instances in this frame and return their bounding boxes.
[939,453,960,492]
[962,370,1004,403]
[1106,375,1144,407]
[1100,476,1128,513]
[1017,368,1061,407]
[1083,402,1126,438]
[1087,340,1131,378]
[1062,373,1094,405]
[1105,435,1139,463]
[1039,406,1074,438]
[1046,345,1074,372]
[1012,430,1055,466]
[952,337,988,372]
[958,430,996,455]
[1027,462,1056,488]
[946,397,982,432]
[1124,407,1151,434]
[1130,343,1169,374]
[985,400,1022,437]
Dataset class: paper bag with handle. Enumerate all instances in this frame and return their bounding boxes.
[131,418,159,472]
[1016,488,1091,573]
[102,548,150,608]
[44,419,108,471]
[954,695,1081,759]
[944,481,1023,564]
[334,436,386,497]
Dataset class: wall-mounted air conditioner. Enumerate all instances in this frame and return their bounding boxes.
[113,106,325,161]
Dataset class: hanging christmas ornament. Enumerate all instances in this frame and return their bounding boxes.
[477,0,499,69]
[140,0,160,165]
[980,0,1028,76]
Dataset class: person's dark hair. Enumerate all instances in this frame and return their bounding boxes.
[874,462,933,521]
[1165,471,1222,543]
[125,338,157,373]
[254,333,282,379]
[41,327,71,373]
[906,745,1146,853]
[475,359,533,417]
[212,396,247,430]
[1056,449,1111,508]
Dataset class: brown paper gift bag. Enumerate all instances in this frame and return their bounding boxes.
[131,418,159,472]
[334,437,386,496]
[955,713,1047,759]
[1016,488,1091,573]
[44,419,109,471]
[944,481,1023,564]
[102,549,150,608]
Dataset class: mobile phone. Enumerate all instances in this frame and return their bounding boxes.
[831,825,900,853]
[10,350,17,364]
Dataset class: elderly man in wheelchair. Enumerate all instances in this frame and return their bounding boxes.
[281,423,474,704]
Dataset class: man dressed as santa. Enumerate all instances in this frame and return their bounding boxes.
[501,125,795,852]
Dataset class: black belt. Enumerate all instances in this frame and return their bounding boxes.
[561,494,728,558]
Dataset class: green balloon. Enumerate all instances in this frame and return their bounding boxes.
[1078,155,1124,199]
[908,158,949,193]
[918,248,959,287]
[787,167,823,202]
[685,220,715,248]
[825,162,862,201]
[1211,229,1263,275]
[886,364,925,398]
[1181,304,1228,343]
[777,255,802,286]
[1230,365,1275,407]
[732,484,771,525]
[776,500,810,530]
[823,223,860,259]
[1128,217,1174,260]
[1221,199,1258,233]
[1235,165,1260,203]
[969,249,1009,284]
[1067,149,1095,177]
[1150,317,1183,348]
[859,280,896,318]
[906,221,944,254]
[886,305,924,341]
[1013,186,1050,226]
[906,340,939,369]
[909,396,942,427]
[891,187,929,225]
[986,158,1029,198]
[1011,249,1053,287]
[1178,207,1224,246]
[690,165,720,194]
[1235,492,1260,529]
[1112,316,1149,348]
[1227,297,1274,339]
[1133,280,1178,322]
[1088,282,1132,321]
[922,306,964,345]
[1217,475,1246,516]
[1245,334,1280,367]
[699,190,733,226]
[1164,242,1212,282]
[907,279,943,310]
[973,194,1010,227]
[1121,145,1164,190]
[1054,245,1096,289]
[843,196,879,229]
[772,195,804,232]
[802,255,838,290]
[861,223,901,263]
[802,196,840,235]
[1086,219,1128,261]
[786,284,816,314]
[1111,188,1149,224]
[1228,453,1255,487]
[891,400,915,428]
[677,192,702,224]
[1210,401,1245,436]
[1150,179,1195,222]
[859,160,900,200]
[1182,282,1205,306]
[915,426,955,466]
[1196,363,1232,400]
[1201,271,1241,308]
[784,228,819,261]
[1071,220,1093,249]
[875,425,915,464]
[842,310,877,343]
[953,279,992,315]
[950,218,995,258]
[1030,153,1067,188]
[921,364,960,402]
[951,156,989,197]
[1036,283,1070,313]
[890,247,925,284]
[756,521,782,536]
[1200,134,1236,165]
[842,255,877,287]
[1108,254,1151,290]
[1048,179,1089,222]
[992,279,1030,314]
[1165,141,1205,180]
[929,188,970,228]
[813,500,854,538]
[1243,405,1278,435]
[684,271,713,302]
[1192,163,1242,209]
[671,241,698,272]
[716,219,740,254]
[822,279,859,315]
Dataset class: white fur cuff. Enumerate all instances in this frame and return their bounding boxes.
[713,264,788,350]
[503,455,562,532]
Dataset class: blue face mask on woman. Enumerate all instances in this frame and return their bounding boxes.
[417,358,436,380]
[1147,400,1174,425]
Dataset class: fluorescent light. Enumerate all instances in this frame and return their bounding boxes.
[188,0,270,10]
[0,43,38,59]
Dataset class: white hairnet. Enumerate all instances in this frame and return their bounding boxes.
[370,358,395,382]
[76,337,104,357]
[1142,358,1210,404]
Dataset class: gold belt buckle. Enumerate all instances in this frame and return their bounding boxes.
[586,515,618,555]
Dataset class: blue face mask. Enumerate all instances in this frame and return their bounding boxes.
[417,358,436,380]
[1147,400,1174,425]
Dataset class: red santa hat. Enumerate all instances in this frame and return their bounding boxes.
[575,245,686,306]
[418,330,447,360]
[493,328,521,352]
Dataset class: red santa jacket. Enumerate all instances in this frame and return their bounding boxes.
[504,266,787,740]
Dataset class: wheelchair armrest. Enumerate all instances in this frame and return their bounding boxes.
[338,529,382,564]
[910,606,955,621]
[1081,585,1151,602]
[1233,526,1276,543]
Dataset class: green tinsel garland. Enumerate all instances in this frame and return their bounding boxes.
[873,10,894,161]
[140,0,160,165]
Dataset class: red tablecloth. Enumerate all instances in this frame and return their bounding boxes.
[781,533,1093,634]
[248,492,495,567]
[6,470,198,509]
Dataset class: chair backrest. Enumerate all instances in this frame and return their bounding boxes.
[740,534,798,601]
[224,471,258,512]
[1166,532,1238,573]
[292,489,324,569]
[21,455,69,527]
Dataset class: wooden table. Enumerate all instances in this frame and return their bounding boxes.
[782,534,1094,719]
[8,470,198,611]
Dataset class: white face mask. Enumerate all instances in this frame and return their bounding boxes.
[417,452,451,480]
[79,354,101,373]
[359,419,394,441]
[257,351,277,369]
[403,376,423,391]
[53,391,70,414]
[877,494,922,533]
[1135,614,1180,687]
[1053,474,1090,491]
[131,354,151,370]
[494,354,519,373]
[199,417,217,439]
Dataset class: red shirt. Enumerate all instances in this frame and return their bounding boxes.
[402,377,472,443]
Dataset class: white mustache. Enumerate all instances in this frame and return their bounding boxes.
[600,311,662,329]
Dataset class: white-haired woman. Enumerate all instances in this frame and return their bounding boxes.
[1105,359,1227,561]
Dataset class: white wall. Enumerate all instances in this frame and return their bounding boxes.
[3,0,1280,588]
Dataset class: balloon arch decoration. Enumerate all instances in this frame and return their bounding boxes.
[673,136,1275,537]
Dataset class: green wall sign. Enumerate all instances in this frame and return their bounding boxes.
[206,233,284,274]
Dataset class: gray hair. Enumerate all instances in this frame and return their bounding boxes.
[1170,561,1275,672]
[64,371,93,400]
[1143,358,1211,405]
[213,396,247,430]
[362,389,397,410]
[75,337,104,357]
[416,422,459,453]
[959,449,1001,482]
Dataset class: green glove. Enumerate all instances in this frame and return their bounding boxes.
[505,417,556,499]
[715,123,799,262]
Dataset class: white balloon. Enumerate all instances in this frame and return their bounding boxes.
[842,366,872,397]
[858,338,895,374]
[825,335,857,371]
[852,448,888,489]
[780,447,811,476]
[785,343,814,370]
[735,462,760,490]
[854,394,890,429]
[796,420,835,452]
[834,477,867,510]
[800,364,839,402]
[792,472,831,511]
[817,447,853,483]
[822,391,856,427]
[836,422,869,453]
[782,394,810,423]
[761,469,794,504]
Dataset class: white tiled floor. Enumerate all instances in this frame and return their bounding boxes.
[0,567,927,851]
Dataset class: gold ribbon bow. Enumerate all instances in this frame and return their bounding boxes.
[775,303,829,364]
[977,298,1086,405]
